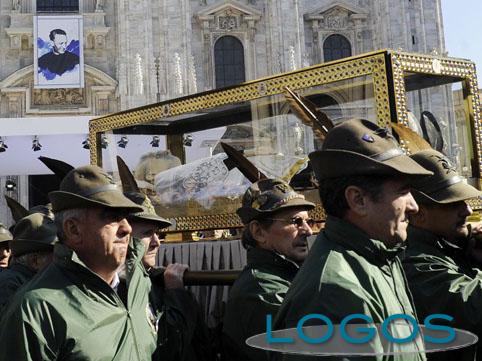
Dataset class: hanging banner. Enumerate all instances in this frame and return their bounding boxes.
[34,15,84,89]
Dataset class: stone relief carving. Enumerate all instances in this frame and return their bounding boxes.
[33,89,84,106]
[97,98,109,114]
[219,16,237,30]
[325,9,349,29]
[7,98,20,117]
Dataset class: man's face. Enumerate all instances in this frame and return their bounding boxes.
[0,244,10,268]
[420,201,472,241]
[363,179,419,247]
[257,208,313,263]
[52,34,67,54]
[130,221,161,269]
[75,208,132,274]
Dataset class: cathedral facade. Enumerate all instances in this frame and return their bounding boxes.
[0,0,445,224]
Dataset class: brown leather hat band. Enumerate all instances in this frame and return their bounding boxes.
[424,175,464,195]
[371,148,404,162]
[78,184,118,197]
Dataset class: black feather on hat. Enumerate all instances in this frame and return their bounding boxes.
[116,156,171,228]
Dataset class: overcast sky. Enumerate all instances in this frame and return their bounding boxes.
[442,0,482,83]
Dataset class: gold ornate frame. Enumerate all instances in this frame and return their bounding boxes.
[89,49,482,231]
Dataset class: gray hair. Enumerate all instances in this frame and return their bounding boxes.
[54,208,87,242]
[241,218,274,249]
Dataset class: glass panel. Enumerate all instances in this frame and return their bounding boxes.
[403,72,475,184]
[99,74,375,223]
[37,0,79,12]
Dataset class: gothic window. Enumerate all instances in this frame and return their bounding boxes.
[323,34,352,62]
[37,0,79,12]
[214,36,245,88]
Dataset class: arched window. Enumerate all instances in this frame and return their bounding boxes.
[214,36,245,88]
[323,34,352,62]
[37,0,79,12]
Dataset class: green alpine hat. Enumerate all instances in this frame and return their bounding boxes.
[49,165,144,213]
[125,191,172,228]
[11,213,57,256]
[309,119,433,180]
[0,224,13,245]
[236,178,315,224]
[410,149,482,204]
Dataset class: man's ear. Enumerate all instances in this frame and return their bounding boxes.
[345,185,369,217]
[249,221,267,246]
[63,218,82,247]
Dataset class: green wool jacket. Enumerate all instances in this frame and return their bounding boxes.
[403,225,481,360]
[0,240,157,361]
[223,247,300,361]
[273,216,425,361]
[0,263,36,314]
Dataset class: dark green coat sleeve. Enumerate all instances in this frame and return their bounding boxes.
[0,277,23,314]
[151,284,213,361]
[404,253,482,335]
[224,291,283,361]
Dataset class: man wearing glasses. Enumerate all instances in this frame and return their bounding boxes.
[222,178,315,361]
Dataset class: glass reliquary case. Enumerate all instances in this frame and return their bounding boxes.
[89,49,482,238]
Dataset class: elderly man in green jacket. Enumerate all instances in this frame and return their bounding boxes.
[273,119,432,361]
[0,165,158,361]
[117,155,214,361]
[0,212,56,313]
[223,178,315,361]
[403,149,482,360]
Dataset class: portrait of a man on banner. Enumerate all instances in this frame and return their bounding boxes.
[34,15,84,89]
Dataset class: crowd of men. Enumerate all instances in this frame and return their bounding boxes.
[1,118,482,360]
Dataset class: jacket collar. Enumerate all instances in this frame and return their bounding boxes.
[407,225,464,256]
[53,243,119,289]
[324,215,404,263]
[247,247,300,273]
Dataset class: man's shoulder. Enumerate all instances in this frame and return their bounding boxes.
[403,235,456,268]
[15,263,69,296]
[278,236,377,314]
[228,266,264,296]
[38,51,53,61]
[65,51,79,60]
[290,244,361,300]
[0,266,32,288]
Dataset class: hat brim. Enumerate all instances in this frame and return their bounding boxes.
[309,150,433,180]
[412,181,482,204]
[237,198,316,224]
[0,238,11,245]
[129,212,172,228]
[10,238,56,257]
[49,190,144,213]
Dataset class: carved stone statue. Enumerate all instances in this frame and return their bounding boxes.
[95,0,104,11]
[12,0,21,12]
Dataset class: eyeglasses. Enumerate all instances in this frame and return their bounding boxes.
[266,217,315,228]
